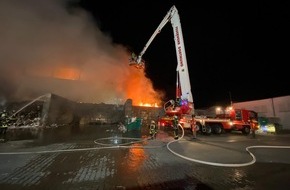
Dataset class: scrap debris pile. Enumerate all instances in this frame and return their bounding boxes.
[0,102,43,129]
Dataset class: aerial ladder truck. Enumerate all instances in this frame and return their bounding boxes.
[129,5,195,131]
[129,5,258,135]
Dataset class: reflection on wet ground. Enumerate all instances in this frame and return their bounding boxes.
[1,124,290,190]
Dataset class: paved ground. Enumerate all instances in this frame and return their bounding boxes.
[1,125,290,190]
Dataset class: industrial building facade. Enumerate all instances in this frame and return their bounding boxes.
[233,95,290,130]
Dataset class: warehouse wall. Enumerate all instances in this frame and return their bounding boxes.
[233,95,290,129]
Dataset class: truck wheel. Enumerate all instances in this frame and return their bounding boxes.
[212,124,222,134]
[242,126,251,135]
[205,125,212,135]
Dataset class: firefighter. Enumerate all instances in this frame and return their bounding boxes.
[130,52,138,63]
[191,114,197,139]
[250,118,258,138]
[0,110,9,140]
[149,120,158,139]
[173,115,179,140]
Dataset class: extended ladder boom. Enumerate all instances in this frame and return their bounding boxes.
[136,6,176,64]
[130,5,194,114]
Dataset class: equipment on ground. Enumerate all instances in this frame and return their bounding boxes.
[125,117,142,131]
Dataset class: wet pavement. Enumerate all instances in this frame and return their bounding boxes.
[1,125,290,190]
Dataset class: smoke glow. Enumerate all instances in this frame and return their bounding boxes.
[0,0,163,107]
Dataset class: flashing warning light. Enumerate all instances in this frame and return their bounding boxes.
[180,99,188,106]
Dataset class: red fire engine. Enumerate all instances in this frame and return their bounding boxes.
[195,106,258,135]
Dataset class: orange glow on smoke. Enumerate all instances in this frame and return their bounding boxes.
[26,63,163,107]
[51,65,163,107]
[52,67,81,80]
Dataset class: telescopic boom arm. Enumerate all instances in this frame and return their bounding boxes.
[129,6,177,69]
[129,5,194,114]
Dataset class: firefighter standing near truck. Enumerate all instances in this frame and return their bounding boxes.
[149,120,158,139]
[173,115,179,140]
[191,114,197,139]
[250,117,258,138]
[0,110,9,141]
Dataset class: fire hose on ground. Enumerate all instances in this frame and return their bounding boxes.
[1,125,290,168]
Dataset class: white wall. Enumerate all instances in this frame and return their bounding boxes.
[233,95,290,129]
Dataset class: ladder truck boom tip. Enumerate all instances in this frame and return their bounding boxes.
[129,52,145,69]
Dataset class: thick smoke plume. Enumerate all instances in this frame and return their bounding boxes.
[0,0,163,106]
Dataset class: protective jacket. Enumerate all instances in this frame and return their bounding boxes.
[149,121,157,136]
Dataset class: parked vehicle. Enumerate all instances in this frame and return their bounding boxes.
[195,107,258,135]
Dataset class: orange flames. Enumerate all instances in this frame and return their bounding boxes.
[138,102,159,107]
[49,65,163,107]
[122,67,163,107]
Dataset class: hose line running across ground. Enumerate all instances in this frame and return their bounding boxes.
[166,124,290,167]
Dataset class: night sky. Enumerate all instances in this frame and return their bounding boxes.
[78,0,290,108]
[0,0,289,109]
